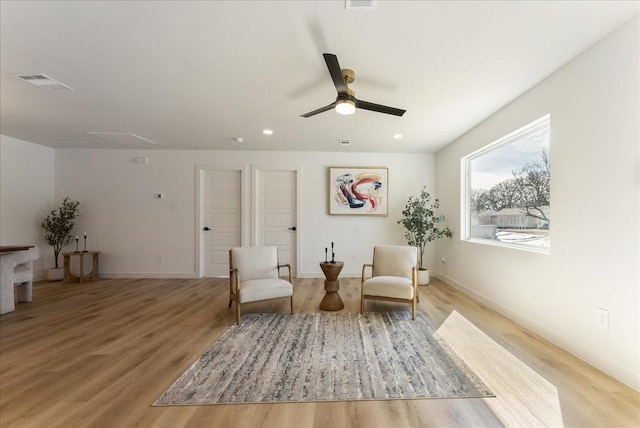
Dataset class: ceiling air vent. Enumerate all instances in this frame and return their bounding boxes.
[339,139,351,147]
[346,0,376,10]
[87,132,158,145]
[15,73,73,91]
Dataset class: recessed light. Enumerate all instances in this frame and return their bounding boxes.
[262,129,273,135]
[393,134,403,139]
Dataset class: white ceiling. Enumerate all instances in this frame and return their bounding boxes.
[1,1,638,153]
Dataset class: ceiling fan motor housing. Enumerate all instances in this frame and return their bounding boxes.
[342,69,355,84]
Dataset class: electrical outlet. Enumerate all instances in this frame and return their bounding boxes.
[352,254,357,262]
[156,254,164,263]
[441,257,446,263]
[597,307,609,329]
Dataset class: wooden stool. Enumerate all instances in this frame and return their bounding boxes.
[319,261,344,311]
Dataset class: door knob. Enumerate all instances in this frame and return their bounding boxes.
[288,226,296,231]
[203,226,211,231]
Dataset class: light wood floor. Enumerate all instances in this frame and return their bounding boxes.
[1,277,638,427]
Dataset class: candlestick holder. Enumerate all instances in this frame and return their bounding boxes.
[82,235,88,252]
[331,252,335,263]
[324,247,328,263]
[74,237,80,253]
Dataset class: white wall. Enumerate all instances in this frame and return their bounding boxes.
[4,17,637,393]
[435,17,639,390]
[0,135,55,278]
[54,149,435,278]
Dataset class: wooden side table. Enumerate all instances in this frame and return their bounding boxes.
[319,261,344,311]
[63,251,100,283]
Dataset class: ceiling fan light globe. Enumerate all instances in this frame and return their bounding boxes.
[335,100,356,115]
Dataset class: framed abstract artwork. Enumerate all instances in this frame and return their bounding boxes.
[328,167,388,216]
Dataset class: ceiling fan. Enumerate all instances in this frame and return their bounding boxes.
[300,53,406,118]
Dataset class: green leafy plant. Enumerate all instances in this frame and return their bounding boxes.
[41,197,80,268]
[398,187,452,270]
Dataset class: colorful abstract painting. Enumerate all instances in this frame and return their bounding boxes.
[329,167,388,215]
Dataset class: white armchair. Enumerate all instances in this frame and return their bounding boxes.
[13,246,39,303]
[229,246,293,324]
[361,245,419,320]
[0,246,39,315]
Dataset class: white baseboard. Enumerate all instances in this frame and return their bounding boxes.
[102,272,199,279]
[435,270,578,350]
[100,271,359,280]
[36,271,198,281]
[297,271,360,279]
[433,272,640,392]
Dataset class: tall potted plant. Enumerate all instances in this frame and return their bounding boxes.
[41,197,80,280]
[398,187,451,285]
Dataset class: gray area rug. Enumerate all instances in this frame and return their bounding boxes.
[154,311,493,405]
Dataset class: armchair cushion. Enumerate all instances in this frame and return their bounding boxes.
[13,247,38,284]
[239,278,293,303]
[230,246,279,281]
[362,276,414,300]
[372,245,416,279]
[13,264,33,284]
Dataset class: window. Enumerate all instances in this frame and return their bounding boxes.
[461,115,550,252]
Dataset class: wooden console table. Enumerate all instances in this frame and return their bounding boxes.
[319,261,344,311]
[63,251,100,283]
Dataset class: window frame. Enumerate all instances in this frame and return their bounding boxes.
[460,114,550,254]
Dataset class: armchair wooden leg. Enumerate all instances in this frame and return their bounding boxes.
[360,298,364,314]
[290,296,294,314]
[236,301,241,325]
[228,298,232,308]
[412,300,416,320]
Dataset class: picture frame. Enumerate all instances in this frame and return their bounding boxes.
[328,167,388,216]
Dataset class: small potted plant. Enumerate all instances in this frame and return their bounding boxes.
[398,187,451,285]
[41,197,80,280]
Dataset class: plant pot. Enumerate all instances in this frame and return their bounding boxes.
[46,267,63,281]
[418,269,430,286]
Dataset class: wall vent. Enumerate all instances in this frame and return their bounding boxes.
[339,139,351,146]
[15,73,73,91]
[346,0,376,10]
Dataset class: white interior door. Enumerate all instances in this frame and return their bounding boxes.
[255,169,297,276]
[203,169,242,277]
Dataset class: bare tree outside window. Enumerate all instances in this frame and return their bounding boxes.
[463,115,550,251]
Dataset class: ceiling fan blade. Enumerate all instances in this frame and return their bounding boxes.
[323,53,348,96]
[355,99,406,117]
[300,102,337,118]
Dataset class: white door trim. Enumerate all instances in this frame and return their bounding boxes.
[251,164,302,277]
[195,164,249,277]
